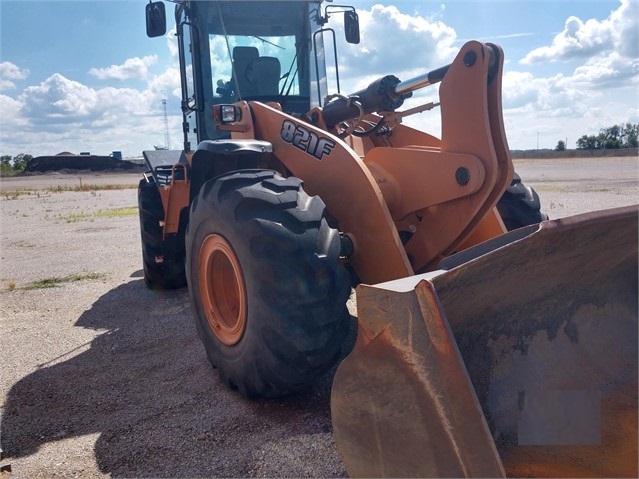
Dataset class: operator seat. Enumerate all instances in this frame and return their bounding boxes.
[231,46,259,99]
[248,56,282,96]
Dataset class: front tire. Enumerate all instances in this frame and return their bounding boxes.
[497,173,549,230]
[186,170,351,398]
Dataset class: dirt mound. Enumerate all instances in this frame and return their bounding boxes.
[25,155,146,174]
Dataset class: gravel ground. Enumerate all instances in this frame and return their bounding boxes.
[0,157,637,478]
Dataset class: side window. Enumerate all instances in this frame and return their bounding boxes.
[179,20,196,111]
[182,24,199,147]
[310,33,327,108]
[209,35,234,103]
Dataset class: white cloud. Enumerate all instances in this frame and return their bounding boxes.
[521,0,637,64]
[509,0,638,111]
[502,71,540,109]
[0,61,30,90]
[147,67,182,100]
[0,80,16,90]
[521,15,613,63]
[0,69,182,156]
[16,69,180,128]
[0,94,25,122]
[2,2,637,156]
[167,26,179,61]
[88,55,158,81]
[569,52,639,88]
[20,74,99,123]
[610,0,639,58]
[503,71,592,117]
[496,0,639,148]
[336,4,458,83]
[501,66,638,149]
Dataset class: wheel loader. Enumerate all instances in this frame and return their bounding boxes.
[141,1,637,477]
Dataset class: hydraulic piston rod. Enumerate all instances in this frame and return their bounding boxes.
[322,43,499,128]
[394,64,450,96]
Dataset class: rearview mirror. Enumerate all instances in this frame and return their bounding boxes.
[146,1,167,38]
[344,10,360,44]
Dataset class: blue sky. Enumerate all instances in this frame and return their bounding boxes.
[1,0,637,157]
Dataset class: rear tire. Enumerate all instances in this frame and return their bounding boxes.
[497,173,549,230]
[186,170,351,398]
[138,177,187,289]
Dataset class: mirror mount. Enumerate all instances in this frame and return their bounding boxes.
[322,5,360,45]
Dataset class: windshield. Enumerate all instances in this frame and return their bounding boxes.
[211,34,303,101]
[179,1,326,143]
[200,1,312,103]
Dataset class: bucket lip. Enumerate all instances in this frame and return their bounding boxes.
[364,269,446,293]
[544,204,638,231]
[438,223,539,272]
[360,204,638,295]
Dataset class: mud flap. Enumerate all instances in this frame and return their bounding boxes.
[332,205,638,478]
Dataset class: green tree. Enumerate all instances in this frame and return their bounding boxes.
[621,122,638,148]
[577,123,638,150]
[0,155,15,176]
[576,134,598,150]
[12,153,32,171]
[555,140,566,151]
[598,125,621,149]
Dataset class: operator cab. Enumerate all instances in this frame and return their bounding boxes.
[146,0,359,150]
[202,2,313,111]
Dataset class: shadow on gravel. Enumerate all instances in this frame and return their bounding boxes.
[1,278,349,477]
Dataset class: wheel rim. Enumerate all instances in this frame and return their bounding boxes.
[198,234,247,346]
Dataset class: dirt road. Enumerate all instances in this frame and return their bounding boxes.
[0,157,637,477]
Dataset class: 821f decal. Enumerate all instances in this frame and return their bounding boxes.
[280,120,335,161]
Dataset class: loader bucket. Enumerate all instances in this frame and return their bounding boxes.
[332,205,638,478]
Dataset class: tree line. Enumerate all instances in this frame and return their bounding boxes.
[570,123,638,151]
[0,153,33,175]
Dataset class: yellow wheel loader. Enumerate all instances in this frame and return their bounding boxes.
[142,1,637,476]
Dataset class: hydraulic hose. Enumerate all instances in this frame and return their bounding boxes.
[323,75,408,129]
[322,43,499,129]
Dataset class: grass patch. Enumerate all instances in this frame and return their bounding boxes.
[21,272,105,290]
[46,183,136,193]
[58,212,93,223]
[2,190,34,199]
[56,206,138,223]
[531,185,566,192]
[2,183,136,197]
[9,240,37,248]
[0,166,23,177]
[94,207,138,218]
[585,187,614,193]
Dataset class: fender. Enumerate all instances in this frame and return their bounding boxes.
[189,139,273,202]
